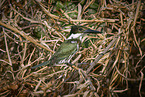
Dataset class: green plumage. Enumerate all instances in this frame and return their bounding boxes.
[31,39,79,69]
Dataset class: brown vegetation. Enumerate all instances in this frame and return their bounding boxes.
[0,0,145,96]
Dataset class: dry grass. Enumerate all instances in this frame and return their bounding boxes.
[0,0,145,96]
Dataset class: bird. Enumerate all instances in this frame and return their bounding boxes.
[31,26,102,69]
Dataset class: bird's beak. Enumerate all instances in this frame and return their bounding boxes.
[83,29,102,34]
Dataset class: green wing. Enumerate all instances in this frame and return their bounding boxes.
[49,40,79,64]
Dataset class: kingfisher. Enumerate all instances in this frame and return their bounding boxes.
[31,26,102,69]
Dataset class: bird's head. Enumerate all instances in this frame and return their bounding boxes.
[67,25,102,40]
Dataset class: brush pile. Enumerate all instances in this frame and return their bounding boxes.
[0,0,145,96]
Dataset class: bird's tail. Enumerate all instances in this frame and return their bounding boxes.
[31,61,49,69]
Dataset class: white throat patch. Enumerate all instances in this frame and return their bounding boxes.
[67,33,83,40]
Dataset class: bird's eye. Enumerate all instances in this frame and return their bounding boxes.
[79,28,83,31]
